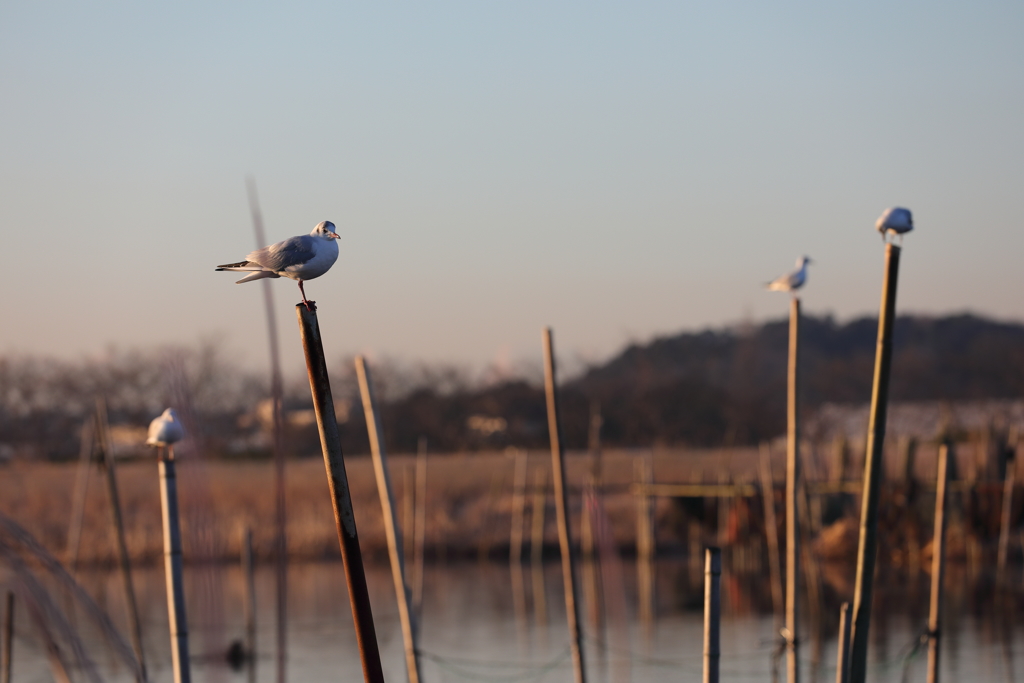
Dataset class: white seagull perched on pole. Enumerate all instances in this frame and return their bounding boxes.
[876,207,913,243]
[766,256,812,295]
[147,408,184,448]
[216,220,340,310]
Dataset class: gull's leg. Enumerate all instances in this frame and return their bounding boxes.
[298,280,316,311]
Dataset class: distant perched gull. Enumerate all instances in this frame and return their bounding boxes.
[147,408,184,447]
[876,207,913,243]
[216,221,340,310]
[766,256,812,294]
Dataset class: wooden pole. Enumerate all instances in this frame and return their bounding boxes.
[996,439,1018,579]
[848,243,901,683]
[926,444,951,683]
[65,417,95,573]
[160,449,192,683]
[1,591,12,683]
[403,465,415,572]
[413,437,428,616]
[703,547,721,683]
[835,602,851,683]
[97,398,147,683]
[541,328,587,683]
[786,297,801,683]
[530,467,548,632]
[246,179,289,683]
[355,356,422,683]
[295,306,385,683]
[510,450,528,567]
[759,444,784,628]
[510,449,529,648]
[242,527,257,666]
[636,455,654,638]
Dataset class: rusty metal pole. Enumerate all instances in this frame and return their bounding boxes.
[96,398,148,683]
[159,448,191,683]
[355,356,421,683]
[996,437,1018,579]
[786,297,801,683]
[849,243,901,683]
[542,328,587,683]
[295,305,385,683]
[703,547,721,683]
[926,444,951,683]
[759,443,784,629]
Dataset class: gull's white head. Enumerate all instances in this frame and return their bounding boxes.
[163,408,179,421]
[876,207,913,236]
[311,220,340,240]
[798,256,812,267]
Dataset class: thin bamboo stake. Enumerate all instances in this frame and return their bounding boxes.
[635,456,654,638]
[403,465,415,572]
[246,179,288,683]
[160,449,191,683]
[835,603,851,683]
[542,327,587,683]
[927,444,951,683]
[96,398,147,683]
[786,297,801,683]
[1,592,12,683]
[413,437,428,616]
[703,547,721,683]
[510,450,529,649]
[510,450,528,567]
[530,468,548,633]
[65,417,95,573]
[996,438,1018,579]
[849,243,901,683]
[242,527,257,668]
[296,305,384,683]
[355,356,422,683]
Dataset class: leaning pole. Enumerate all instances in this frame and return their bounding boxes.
[296,305,385,683]
[848,243,901,683]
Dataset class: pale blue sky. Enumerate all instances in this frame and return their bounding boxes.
[2,2,1022,376]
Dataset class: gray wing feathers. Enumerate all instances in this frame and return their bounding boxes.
[246,235,317,271]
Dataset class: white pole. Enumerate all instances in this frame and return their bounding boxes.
[159,449,191,683]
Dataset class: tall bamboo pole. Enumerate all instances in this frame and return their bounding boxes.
[295,306,384,683]
[65,417,95,573]
[246,179,288,683]
[541,328,587,683]
[786,297,801,683]
[413,437,428,616]
[97,398,147,683]
[760,443,784,629]
[926,444,951,683]
[355,356,422,683]
[1,592,12,683]
[636,456,654,638]
[835,602,851,683]
[848,244,901,683]
[242,527,257,669]
[703,547,721,683]
[996,436,1018,579]
[160,449,191,683]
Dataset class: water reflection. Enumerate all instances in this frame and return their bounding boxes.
[5,557,1022,683]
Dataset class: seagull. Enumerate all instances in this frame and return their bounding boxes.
[876,207,913,243]
[147,408,184,447]
[765,256,812,294]
[216,221,340,310]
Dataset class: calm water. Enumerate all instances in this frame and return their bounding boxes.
[5,557,1022,683]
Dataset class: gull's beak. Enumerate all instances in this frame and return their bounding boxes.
[329,231,340,239]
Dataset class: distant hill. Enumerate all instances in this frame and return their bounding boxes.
[354,313,1024,452]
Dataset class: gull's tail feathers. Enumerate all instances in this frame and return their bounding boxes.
[234,270,278,284]
[216,260,262,271]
